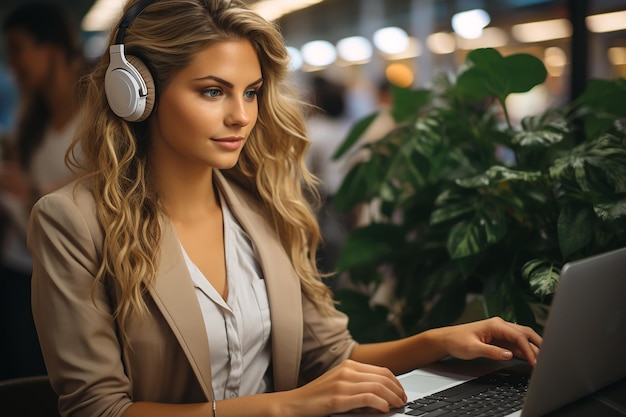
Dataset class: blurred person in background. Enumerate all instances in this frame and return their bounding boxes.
[0,1,86,379]
[305,76,353,280]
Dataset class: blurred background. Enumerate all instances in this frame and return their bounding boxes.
[1,0,625,131]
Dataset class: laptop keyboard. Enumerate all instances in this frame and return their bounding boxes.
[402,368,530,416]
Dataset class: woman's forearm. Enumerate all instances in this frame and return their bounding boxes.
[350,317,543,374]
[350,327,449,375]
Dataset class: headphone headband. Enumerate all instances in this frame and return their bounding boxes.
[115,0,157,44]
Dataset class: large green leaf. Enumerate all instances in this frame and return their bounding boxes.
[390,85,431,123]
[483,272,537,326]
[573,78,626,139]
[522,259,561,299]
[454,48,547,103]
[386,137,430,190]
[333,162,373,210]
[513,130,564,148]
[423,283,467,328]
[581,136,626,194]
[336,223,405,270]
[575,78,626,116]
[550,134,626,194]
[512,112,569,147]
[482,211,508,245]
[430,203,474,225]
[447,220,480,259]
[557,203,595,257]
[594,198,626,221]
[411,117,446,159]
[456,166,542,188]
[334,289,399,343]
[447,209,507,259]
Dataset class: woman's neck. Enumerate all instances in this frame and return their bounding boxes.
[155,165,220,224]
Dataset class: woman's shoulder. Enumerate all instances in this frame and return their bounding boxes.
[37,178,96,209]
[31,179,100,233]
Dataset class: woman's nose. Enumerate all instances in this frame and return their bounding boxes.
[225,98,251,127]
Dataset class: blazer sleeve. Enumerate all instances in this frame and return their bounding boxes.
[28,192,133,417]
[298,294,358,385]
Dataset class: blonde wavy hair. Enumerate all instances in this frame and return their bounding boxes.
[68,0,332,335]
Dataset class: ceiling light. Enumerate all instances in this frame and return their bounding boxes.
[336,36,373,64]
[586,10,626,33]
[512,18,572,43]
[373,27,410,55]
[300,40,336,68]
[452,9,491,40]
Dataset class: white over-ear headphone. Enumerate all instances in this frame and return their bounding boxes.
[104,0,156,122]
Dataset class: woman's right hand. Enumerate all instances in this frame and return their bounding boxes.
[279,359,407,416]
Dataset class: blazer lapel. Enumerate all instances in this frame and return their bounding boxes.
[147,220,214,400]
[216,171,303,391]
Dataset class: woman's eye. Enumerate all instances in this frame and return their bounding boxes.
[203,88,222,98]
[244,90,258,99]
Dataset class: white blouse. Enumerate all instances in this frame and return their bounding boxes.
[181,198,272,400]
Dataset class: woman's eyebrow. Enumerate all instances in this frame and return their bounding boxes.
[194,75,264,89]
[248,78,264,88]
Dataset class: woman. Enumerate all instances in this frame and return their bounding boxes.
[27,0,542,416]
[1,2,85,379]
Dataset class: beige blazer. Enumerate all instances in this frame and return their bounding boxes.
[28,171,357,417]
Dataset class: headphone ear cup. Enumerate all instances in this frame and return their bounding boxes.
[104,50,156,122]
[125,55,155,122]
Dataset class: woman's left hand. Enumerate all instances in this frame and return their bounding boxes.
[439,317,542,366]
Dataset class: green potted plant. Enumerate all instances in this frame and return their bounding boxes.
[331,48,626,343]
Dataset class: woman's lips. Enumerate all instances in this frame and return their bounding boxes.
[211,136,244,151]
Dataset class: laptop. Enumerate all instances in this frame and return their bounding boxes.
[334,246,626,417]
